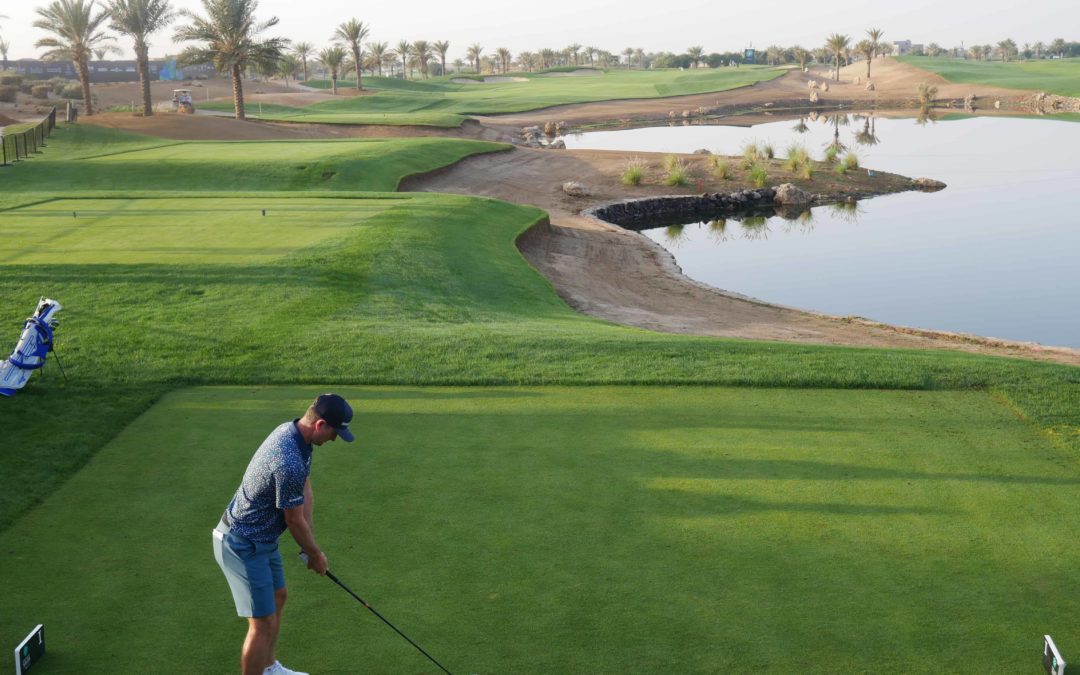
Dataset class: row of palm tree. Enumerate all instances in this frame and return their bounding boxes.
[824,27,885,81]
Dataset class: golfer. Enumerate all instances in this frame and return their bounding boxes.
[212,393,355,675]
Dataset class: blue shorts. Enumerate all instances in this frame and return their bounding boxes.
[213,521,285,618]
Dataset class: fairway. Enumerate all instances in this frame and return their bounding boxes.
[900,56,1080,97]
[1,198,397,265]
[2,385,1078,673]
[204,67,786,123]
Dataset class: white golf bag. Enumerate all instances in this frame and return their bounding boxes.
[0,298,63,397]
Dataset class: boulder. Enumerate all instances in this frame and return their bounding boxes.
[681,110,691,118]
[912,177,947,191]
[994,100,1002,109]
[773,183,815,205]
[809,91,819,103]
[821,81,830,92]
[544,121,558,136]
[548,140,566,150]
[808,80,818,89]
[562,181,591,197]
[865,82,875,91]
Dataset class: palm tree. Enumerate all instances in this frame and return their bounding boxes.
[1033,41,1045,59]
[792,46,810,69]
[334,18,369,91]
[0,37,9,69]
[686,45,704,68]
[566,43,581,66]
[1049,38,1066,59]
[539,48,555,69]
[495,47,511,74]
[367,41,387,76]
[292,41,313,82]
[318,45,346,94]
[394,40,410,78]
[621,47,633,70]
[825,33,850,81]
[856,39,874,79]
[411,40,433,78]
[34,0,116,116]
[466,42,482,73]
[173,0,287,120]
[433,39,449,76]
[996,38,1016,62]
[105,0,174,116]
[866,27,884,59]
[276,52,298,86]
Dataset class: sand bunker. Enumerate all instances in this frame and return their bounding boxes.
[451,76,528,84]
[538,69,603,77]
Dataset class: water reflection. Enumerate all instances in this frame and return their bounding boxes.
[559,114,1080,346]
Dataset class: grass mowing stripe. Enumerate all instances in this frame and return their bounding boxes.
[2,385,1078,673]
[899,56,1080,97]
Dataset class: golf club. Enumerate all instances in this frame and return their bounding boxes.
[298,551,454,675]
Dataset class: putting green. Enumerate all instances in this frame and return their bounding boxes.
[1,198,398,265]
[2,385,1078,673]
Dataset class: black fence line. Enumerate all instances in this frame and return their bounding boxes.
[1,107,58,167]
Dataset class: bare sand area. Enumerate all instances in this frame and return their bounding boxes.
[80,61,1079,365]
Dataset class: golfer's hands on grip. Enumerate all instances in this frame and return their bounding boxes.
[306,550,329,576]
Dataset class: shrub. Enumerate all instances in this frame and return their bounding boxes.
[783,144,810,173]
[0,85,17,103]
[31,84,50,99]
[917,82,938,105]
[663,159,691,186]
[18,82,34,95]
[823,145,840,164]
[747,162,768,188]
[799,163,814,180]
[0,73,22,86]
[762,143,775,160]
[662,154,679,171]
[842,152,860,171]
[741,142,759,169]
[621,158,647,186]
[712,158,731,180]
[61,84,83,100]
[50,78,70,94]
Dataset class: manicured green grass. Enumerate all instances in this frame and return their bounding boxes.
[899,56,1080,97]
[203,102,468,127]
[0,124,508,198]
[210,67,784,124]
[3,385,1079,673]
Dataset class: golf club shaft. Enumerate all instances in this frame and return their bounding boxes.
[326,572,454,675]
[300,552,453,675]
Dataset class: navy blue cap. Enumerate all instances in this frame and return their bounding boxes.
[313,393,354,442]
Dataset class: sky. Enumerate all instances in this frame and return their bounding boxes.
[1,0,1076,61]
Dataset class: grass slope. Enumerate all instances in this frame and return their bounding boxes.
[0,125,508,197]
[207,67,784,123]
[899,56,1080,97]
[2,386,1079,673]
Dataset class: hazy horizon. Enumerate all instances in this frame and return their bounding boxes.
[1,0,1077,62]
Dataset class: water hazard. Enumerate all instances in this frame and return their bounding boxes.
[561,114,1080,348]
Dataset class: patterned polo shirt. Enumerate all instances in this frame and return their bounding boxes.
[223,420,313,544]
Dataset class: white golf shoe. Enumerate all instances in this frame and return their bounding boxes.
[265,661,309,675]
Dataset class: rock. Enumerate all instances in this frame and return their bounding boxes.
[561,181,591,197]
[821,82,830,92]
[696,106,708,116]
[865,82,875,91]
[548,140,566,150]
[912,177,947,191]
[681,110,691,118]
[692,148,712,155]
[668,111,677,118]
[808,80,818,89]
[809,91,819,103]
[544,121,557,136]
[994,100,1002,109]
[773,183,815,205]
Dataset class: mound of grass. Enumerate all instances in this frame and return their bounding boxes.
[0,124,507,196]
[900,56,1080,97]
[621,157,647,185]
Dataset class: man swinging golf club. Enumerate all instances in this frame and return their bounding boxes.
[212,393,354,675]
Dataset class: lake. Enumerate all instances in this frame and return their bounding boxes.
[560,114,1080,348]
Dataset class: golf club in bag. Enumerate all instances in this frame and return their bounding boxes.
[298,552,454,675]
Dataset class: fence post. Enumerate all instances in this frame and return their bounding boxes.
[1,136,7,167]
